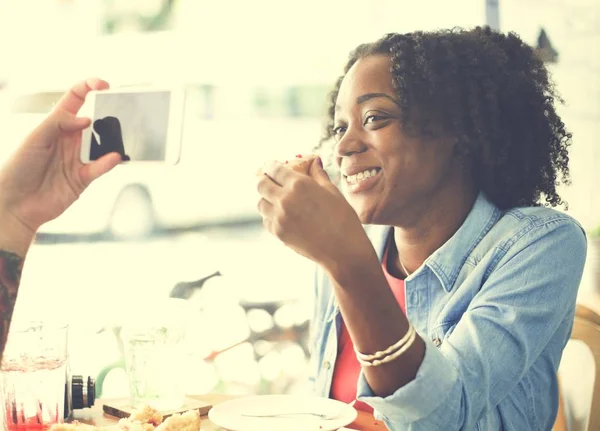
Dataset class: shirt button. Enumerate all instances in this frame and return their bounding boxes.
[410,292,419,306]
[432,337,442,347]
[323,361,331,370]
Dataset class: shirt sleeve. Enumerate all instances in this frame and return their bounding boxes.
[307,264,323,392]
[356,218,587,430]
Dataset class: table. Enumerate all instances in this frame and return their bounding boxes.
[73,394,389,431]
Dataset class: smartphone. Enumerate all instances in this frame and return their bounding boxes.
[79,87,185,164]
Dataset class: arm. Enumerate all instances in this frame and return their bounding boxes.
[352,220,586,430]
[0,78,120,360]
[0,212,32,359]
[324,241,426,395]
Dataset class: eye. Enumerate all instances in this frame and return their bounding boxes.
[332,124,347,139]
[364,114,388,125]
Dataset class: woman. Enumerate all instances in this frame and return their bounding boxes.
[0,79,121,360]
[257,27,586,430]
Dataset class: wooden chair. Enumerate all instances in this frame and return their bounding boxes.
[554,304,600,431]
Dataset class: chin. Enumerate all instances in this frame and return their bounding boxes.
[347,196,374,224]
[353,206,378,225]
[353,200,399,226]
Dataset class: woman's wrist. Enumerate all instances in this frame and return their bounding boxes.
[320,234,381,288]
[0,209,36,257]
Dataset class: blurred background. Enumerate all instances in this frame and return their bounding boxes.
[0,0,599,425]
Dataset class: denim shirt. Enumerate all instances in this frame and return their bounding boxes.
[308,192,587,431]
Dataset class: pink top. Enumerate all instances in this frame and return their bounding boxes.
[330,241,407,413]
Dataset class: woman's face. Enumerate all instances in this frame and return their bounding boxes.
[333,54,467,226]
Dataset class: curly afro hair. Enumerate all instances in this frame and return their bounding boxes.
[318,26,572,210]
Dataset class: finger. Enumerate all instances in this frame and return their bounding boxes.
[57,113,91,134]
[257,198,275,218]
[78,152,121,187]
[261,217,273,234]
[257,174,283,202]
[22,109,87,151]
[308,157,332,186]
[53,78,109,114]
[262,160,296,186]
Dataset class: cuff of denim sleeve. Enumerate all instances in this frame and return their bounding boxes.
[356,339,459,423]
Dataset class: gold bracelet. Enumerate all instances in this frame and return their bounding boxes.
[356,325,417,367]
[355,324,414,362]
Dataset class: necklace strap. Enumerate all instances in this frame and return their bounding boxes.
[399,258,411,277]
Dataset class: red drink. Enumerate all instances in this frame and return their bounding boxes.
[2,357,67,430]
[7,424,49,430]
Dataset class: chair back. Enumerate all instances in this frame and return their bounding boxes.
[555,304,600,431]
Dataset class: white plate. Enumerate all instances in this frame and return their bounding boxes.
[208,394,358,431]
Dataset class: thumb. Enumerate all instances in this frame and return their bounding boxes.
[308,157,331,185]
[79,152,121,187]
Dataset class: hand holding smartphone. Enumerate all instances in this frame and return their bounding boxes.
[79,87,185,165]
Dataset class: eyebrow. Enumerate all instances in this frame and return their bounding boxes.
[357,93,400,106]
[335,92,401,112]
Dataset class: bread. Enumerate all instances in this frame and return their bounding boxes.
[257,154,319,177]
[49,405,200,431]
[127,406,163,426]
[155,410,201,431]
[284,154,319,175]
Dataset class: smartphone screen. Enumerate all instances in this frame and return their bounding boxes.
[83,90,180,163]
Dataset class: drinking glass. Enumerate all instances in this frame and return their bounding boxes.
[121,299,189,411]
[0,322,69,430]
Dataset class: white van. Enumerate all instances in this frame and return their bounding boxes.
[0,32,334,238]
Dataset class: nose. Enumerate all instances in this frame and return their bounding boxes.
[335,127,368,159]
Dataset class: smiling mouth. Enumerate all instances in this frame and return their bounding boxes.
[344,168,381,185]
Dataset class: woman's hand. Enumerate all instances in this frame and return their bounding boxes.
[0,78,121,240]
[257,158,371,268]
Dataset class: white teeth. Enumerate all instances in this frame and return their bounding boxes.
[346,169,379,185]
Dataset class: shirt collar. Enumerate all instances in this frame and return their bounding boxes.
[425,191,500,292]
[365,191,501,293]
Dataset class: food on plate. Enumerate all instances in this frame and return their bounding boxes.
[257,154,320,177]
[127,405,163,426]
[48,405,200,431]
[155,410,201,431]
